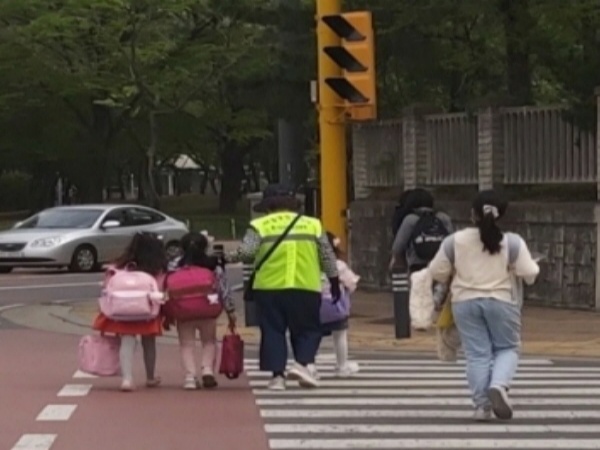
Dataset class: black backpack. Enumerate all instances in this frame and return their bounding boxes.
[409,211,449,261]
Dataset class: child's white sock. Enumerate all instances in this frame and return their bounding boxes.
[332,329,349,368]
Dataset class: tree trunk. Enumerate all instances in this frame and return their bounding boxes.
[219,144,244,213]
[140,111,160,209]
[499,0,534,104]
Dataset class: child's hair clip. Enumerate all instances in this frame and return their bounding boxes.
[333,237,341,248]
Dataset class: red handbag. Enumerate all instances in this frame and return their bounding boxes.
[219,325,244,379]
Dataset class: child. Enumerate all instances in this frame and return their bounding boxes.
[166,232,236,390]
[318,232,360,377]
[93,232,167,392]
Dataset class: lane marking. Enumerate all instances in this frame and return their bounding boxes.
[257,397,600,406]
[36,404,77,421]
[248,371,599,379]
[0,304,25,312]
[269,439,600,449]
[58,384,92,397]
[265,423,600,434]
[260,409,600,419]
[244,358,554,365]
[245,365,597,372]
[250,379,600,387]
[73,370,97,379]
[11,434,57,450]
[0,282,101,292]
[254,387,600,396]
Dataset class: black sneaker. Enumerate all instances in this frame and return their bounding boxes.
[202,374,218,389]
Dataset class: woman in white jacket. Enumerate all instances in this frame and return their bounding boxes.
[428,190,540,422]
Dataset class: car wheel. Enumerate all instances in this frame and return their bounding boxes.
[69,245,98,273]
[165,241,182,261]
[0,267,13,274]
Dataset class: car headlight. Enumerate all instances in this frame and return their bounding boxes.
[30,237,63,248]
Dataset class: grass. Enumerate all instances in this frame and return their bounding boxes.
[0,194,251,239]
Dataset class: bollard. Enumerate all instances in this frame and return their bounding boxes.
[391,270,411,339]
[243,263,259,327]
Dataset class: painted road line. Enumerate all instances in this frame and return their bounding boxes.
[58,384,92,397]
[250,378,600,387]
[0,282,101,291]
[36,404,77,421]
[254,387,600,396]
[257,397,600,406]
[264,423,600,434]
[269,439,600,449]
[11,434,57,450]
[247,371,600,379]
[260,409,600,419]
[244,358,554,365]
[0,304,25,312]
[73,370,97,379]
[245,365,598,372]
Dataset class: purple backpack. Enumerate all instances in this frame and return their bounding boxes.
[319,277,351,324]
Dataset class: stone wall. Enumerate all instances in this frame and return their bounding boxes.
[349,200,599,310]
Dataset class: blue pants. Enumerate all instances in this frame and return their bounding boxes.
[452,298,521,408]
[255,289,322,373]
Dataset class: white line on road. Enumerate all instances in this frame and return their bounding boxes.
[244,358,554,365]
[247,371,598,379]
[58,384,92,397]
[260,409,600,419]
[250,379,600,387]
[245,365,597,372]
[0,282,101,291]
[36,404,77,421]
[73,370,97,379]
[0,304,25,313]
[11,434,57,450]
[254,387,600,396]
[265,423,600,434]
[257,397,600,406]
[269,439,600,449]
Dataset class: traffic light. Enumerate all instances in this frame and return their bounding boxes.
[321,11,376,121]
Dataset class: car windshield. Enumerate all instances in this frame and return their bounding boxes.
[17,209,103,229]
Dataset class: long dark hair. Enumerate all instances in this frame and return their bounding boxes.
[114,232,167,276]
[178,232,218,270]
[472,190,508,255]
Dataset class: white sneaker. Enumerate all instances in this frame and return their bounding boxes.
[120,379,134,392]
[183,375,199,390]
[488,385,513,420]
[288,363,319,388]
[473,407,492,422]
[335,362,360,378]
[307,364,321,380]
[268,376,286,391]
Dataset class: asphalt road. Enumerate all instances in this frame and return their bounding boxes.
[0,266,244,307]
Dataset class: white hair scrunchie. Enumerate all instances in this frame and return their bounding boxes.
[482,204,499,219]
[332,237,341,248]
[200,230,215,243]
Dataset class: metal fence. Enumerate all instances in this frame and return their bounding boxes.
[352,104,598,195]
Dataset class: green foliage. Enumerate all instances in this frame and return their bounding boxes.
[0,171,33,212]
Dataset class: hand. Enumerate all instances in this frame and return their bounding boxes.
[388,257,396,271]
[226,311,237,329]
[329,277,341,303]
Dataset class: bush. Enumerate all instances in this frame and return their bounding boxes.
[0,171,33,212]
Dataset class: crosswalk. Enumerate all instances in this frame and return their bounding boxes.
[246,356,600,449]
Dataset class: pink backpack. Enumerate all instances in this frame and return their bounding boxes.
[99,267,163,322]
[78,335,121,376]
[163,266,222,321]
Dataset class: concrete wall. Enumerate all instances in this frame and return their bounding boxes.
[349,200,599,310]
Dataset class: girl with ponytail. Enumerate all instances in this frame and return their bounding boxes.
[428,190,540,422]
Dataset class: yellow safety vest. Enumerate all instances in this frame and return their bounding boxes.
[251,211,323,292]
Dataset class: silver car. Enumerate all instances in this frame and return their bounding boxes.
[0,204,189,273]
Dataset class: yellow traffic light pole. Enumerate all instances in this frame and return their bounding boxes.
[317,0,348,249]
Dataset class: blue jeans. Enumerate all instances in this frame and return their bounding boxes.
[452,298,521,408]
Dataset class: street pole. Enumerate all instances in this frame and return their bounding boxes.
[316,0,347,249]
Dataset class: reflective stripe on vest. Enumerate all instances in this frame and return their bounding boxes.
[251,212,322,292]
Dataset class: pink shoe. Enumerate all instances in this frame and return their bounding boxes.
[120,379,135,392]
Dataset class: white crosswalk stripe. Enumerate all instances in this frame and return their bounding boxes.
[246,357,600,449]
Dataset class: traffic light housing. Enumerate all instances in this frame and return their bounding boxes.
[321,11,376,121]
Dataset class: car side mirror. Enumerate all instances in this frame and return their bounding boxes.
[102,220,120,229]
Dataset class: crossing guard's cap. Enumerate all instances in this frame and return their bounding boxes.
[253,183,296,213]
